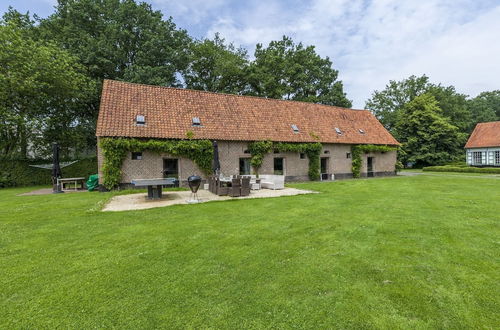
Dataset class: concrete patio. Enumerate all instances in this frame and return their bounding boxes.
[102,187,317,212]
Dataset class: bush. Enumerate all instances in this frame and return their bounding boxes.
[395,161,404,172]
[0,157,97,188]
[423,166,500,174]
[443,162,468,168]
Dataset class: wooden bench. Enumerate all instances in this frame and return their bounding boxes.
[57,177,86,191]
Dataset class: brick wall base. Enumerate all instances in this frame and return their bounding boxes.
[361,171,396,177]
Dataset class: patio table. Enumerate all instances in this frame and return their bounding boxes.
[131,178,178,200]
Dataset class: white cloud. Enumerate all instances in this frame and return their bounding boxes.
[151,0,228,24]
[198,0,500,107]
[5,0,499,107]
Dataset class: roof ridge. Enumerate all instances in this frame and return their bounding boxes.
[103,79,367,112]
[476,120,500,125]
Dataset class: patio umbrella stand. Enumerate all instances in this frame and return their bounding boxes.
[212,140,220,176]
[52,142,64,194]
[187,175,202,203]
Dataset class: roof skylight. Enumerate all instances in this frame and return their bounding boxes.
[335,127,342,135]
[291,124,299,133]
[192,117,201,126]
[136,115,145,125]
[359,129,365,134]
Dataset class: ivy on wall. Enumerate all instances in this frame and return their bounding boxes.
[351,144,398,178]
[99,138,213,189]
[248,141,322,180]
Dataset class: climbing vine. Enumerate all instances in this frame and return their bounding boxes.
[351,144,398,178]
[248,141,322,180]
[99,138,213,189]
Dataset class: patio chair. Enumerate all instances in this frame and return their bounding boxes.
[241,177,251,196]
[229,178,241,197]
[217,185,228,196]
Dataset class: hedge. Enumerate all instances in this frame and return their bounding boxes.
[0,157,98,188]
[422,165,500,174]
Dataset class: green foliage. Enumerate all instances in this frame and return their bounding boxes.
[247,36,352,107]
[426,85,471,132]
[366,75,472,133]
[395,94,467,167]
[467,90,500,127]
[247,141,274,176]
[99,138,213,189]
[37,0,192,154]
[365,75,430,131]
[40,0,191,86]
[0,157,97,188]
[395,161,404,172]
[351,145,397,178]
[248,141,322,180]
[423,165,500,174]
[184,33,249,93]
[0,12,95,158]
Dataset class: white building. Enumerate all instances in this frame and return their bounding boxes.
[465,121,500,167]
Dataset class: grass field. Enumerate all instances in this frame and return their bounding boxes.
[1,174,499,328]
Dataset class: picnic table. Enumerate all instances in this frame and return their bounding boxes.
[57,177,86,191]
[130,178,178,200]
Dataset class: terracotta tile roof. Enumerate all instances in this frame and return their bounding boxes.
[465,121,500,148]
[96,79,399,145]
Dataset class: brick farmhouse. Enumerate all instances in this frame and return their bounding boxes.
[465,121,500,166]
[96,80,399,185]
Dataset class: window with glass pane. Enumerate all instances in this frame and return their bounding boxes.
[239,158,251,175]
[131,152,142,160]
[495,151,500,165]
[274,158,284,175]
[473,152,482,165]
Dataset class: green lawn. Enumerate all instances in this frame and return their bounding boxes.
[1,175,499,328]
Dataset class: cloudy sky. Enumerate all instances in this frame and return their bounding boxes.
[2,0,499,108]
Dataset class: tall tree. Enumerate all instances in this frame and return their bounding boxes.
[248,36,351,107]
[395,94,466,166]
[467,91,500,127]
[426,85,470,132]
[40,0,191,85]
[366,75,471,132]
[38,0,192,150]
[183,33,249,94]
[366,75,432,131]
[0,12,95,158]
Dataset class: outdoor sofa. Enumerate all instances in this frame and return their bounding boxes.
[244,174,284,190]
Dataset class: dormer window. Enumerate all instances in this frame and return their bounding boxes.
[335,127,342,135]
[192,117,201,126]
[291,124,299,133]
[136,115,145,126]
[359,129,365,134]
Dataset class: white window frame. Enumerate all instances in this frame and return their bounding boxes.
[472,151,483,165]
